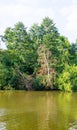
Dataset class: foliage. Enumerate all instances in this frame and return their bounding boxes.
[0,17,77,91]
[32,77,45,90]
[36,44,56,89]
[57,65,77,91]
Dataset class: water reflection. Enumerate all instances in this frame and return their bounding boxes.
[69,121,77,130]
[0,122,6,130]
[0,91,77,130]
[0,109,6,117]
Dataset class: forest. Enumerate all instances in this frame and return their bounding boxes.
[0,17,77,91]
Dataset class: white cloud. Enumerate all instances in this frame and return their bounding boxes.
[59,3,77,42]
[0,3,54,34]
[61,5,77,31]
[72,0,77,4]
[66,6,77,31]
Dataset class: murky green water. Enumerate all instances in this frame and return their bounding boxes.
[0,91,77,130]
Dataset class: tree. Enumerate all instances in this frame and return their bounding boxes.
[69,41,77,65]
[0,17,77,91]
[2,22,37,90]
[35,44,56,89]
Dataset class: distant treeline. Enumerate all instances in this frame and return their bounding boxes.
[0,17,77,91]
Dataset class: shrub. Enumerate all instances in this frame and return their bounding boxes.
[57,65,77,92]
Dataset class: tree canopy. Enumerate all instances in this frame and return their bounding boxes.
[0,17,77,91]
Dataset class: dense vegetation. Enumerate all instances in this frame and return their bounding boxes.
[0,17,77,91]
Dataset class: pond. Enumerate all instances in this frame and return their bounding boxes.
[0,91,77,130]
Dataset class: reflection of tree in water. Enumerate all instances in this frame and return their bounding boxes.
[0,92,77,130]
[36,92,77,130]
[57,92,77,130]
[36,92,57,130]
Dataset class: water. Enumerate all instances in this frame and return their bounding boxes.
[0,91,77,130]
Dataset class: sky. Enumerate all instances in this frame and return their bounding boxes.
[0,0,77,48]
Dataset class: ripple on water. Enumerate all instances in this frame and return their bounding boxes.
[69,121,77,130]
[0,122,6,130]
[0,109,6,117]
[0,109,6,130]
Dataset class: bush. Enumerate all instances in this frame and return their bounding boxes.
[32,77,45,90]
[57,65,77,92]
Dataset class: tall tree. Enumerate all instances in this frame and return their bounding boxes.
[36,44,56,89]
[2,22,37,90]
